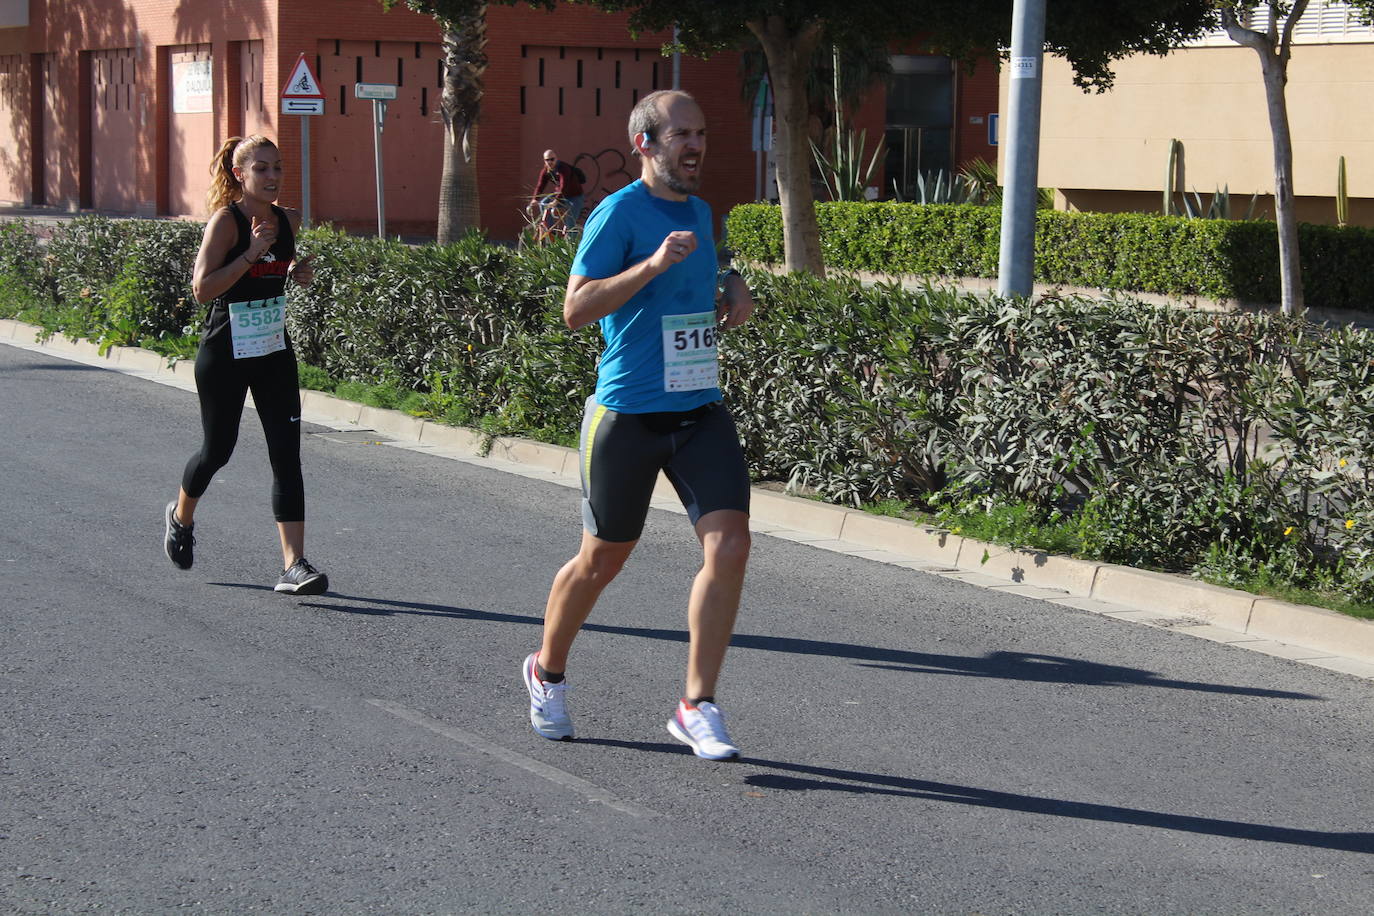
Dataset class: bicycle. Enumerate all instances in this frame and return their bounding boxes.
[522,195,571,247]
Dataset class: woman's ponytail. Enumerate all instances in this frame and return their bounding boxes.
[205,135,277,214]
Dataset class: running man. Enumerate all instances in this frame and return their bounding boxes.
[522,90,756,760]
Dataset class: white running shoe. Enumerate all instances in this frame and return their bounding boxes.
[523,653,573,740]
[667,700,740,760]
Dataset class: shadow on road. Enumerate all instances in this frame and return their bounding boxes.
[6,361,109,373]
[213,587,1317,700]
[579,738,1373,855]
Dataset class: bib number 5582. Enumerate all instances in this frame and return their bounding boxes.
[237,306,283,329]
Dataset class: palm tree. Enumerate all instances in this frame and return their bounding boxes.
[435,5,487,243]
[383,0,531,243]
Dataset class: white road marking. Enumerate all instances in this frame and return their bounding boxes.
[367,698,657,818]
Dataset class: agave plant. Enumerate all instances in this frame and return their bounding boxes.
[899,169,976,205]
[810,44,886,202]
[1180,185,1260,220]
[811,129,886,202]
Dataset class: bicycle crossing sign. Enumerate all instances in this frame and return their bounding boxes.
[281,53,325,115]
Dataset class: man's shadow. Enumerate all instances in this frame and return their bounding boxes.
[578,738,1374,855]
[216,586,1318,700]
[215,585,1357,853]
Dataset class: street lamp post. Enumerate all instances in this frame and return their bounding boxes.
[997,0,1047,298]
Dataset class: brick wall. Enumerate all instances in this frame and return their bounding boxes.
[1,1,991,238]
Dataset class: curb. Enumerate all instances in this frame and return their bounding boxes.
[5,317,1372,672]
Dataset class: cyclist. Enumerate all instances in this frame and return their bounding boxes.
[529,148,585,232]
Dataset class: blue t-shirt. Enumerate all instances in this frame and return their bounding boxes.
[571,180,720,413]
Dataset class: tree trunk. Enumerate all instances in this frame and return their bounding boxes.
[1258,51,1303,315]
[748,17,824,276]
[1222,4,1306,315]
[437,10,487,245]
[437,119,479,244]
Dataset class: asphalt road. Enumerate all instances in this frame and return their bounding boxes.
[2,342,1372,915]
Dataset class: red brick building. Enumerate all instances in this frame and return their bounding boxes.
[0,0,999,241]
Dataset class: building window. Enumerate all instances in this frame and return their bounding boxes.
[1187,0,1374,46]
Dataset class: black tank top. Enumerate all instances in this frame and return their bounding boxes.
[202,202,296,343]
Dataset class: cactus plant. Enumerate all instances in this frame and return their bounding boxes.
[1164,138,1181,216]
[1337,156,1349,227]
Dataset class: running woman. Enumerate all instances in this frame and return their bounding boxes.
[163,135,328,596]
[523,90,756,760]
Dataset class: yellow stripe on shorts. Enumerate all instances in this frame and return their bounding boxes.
[583,403,609,485]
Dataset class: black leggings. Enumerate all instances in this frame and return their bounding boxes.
[180,335,305,522]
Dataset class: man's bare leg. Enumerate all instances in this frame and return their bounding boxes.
[539,530,637,673]
[684,509,751,700]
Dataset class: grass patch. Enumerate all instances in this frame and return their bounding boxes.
[1196,572,1374,621]
[297,362,336,392]
[930,495,1081,557]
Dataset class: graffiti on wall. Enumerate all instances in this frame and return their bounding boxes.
[571,148,635,219]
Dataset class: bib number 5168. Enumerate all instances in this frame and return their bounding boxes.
[673,325,717,351]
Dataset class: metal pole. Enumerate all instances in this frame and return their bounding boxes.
[996,0,1047,298]
[373,99,386,237]
[672,25,681,89]
[300,115,311,227]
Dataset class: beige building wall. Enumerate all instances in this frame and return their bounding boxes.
[1005,42,1374,224]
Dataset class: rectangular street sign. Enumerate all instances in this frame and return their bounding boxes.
[355,83,398,100]
[282,98,325,115]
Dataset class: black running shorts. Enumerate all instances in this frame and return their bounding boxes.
[578,396,751,543]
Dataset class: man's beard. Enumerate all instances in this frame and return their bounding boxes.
[655,150,701,195]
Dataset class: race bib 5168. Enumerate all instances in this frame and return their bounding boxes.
[661,311,718,392]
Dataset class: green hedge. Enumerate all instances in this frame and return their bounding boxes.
[726,202,1374,310]
[287,225,597,444]
[3,215,1372,605]
[0,215,201,349]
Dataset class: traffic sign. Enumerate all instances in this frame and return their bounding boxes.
[282,97,325,115]
[281,53,325,100]
[355,83,397,100]
[280,53,327,228]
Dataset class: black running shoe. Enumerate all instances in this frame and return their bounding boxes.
[164,501,195,570]
[275,558,328,595]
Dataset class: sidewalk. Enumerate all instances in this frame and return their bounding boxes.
[4,316,1372,681]
[0,204,175,238]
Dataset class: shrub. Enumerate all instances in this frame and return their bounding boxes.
[288,225,576,409]
[726,202,1374,310]
[0,220,48,303]
[6,216,1374,610]
[44,216,126,313]
[721,270,961,504]
[98,219,203,347]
